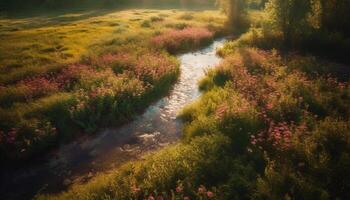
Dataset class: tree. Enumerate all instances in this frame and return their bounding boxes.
[217,0,247,31]
[317,0,350,36]
[266,0,311,46]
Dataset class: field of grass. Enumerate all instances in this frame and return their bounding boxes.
[38,11,350,199]
[0,8,226,161]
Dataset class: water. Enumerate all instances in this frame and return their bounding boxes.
[0,38,226,200]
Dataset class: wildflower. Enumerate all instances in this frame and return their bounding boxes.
[207,191,214,198]
[251,139,257,145]
[148,195,155,200]
[266,103,274,110]
[184,197,190,200]
[198,185,206,194]
[20,75,59,99]
[152,27,213,52]
[176,186,183,193]
[157,196,164,200]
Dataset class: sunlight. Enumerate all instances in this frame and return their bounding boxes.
[0,0,349,200]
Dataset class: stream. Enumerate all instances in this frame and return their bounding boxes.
[0,38,226,200]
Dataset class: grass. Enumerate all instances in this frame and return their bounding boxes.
[39,27,350,199]
[0,8,226,161]
[0,9,225,84]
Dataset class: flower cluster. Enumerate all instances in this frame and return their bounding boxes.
[152,27,213,52]
[19,75,59,100]
[0,121,57,160]
[98,51,179,86]
[55,64,94,89]
[213,48,350,156]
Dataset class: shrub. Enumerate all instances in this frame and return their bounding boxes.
[150,16,164,22]
[70,77,145,132]
[179,13,194,20]
[141,20,152,28]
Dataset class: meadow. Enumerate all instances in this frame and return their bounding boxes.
[0,8,226,161]
[2,0,350,199]
[37,5,350,200]
[38,45,350,200]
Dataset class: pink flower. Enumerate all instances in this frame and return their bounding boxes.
[184,197,190,200]
[266,103,274,110]
[176,186,183,193]
[157,196,164,200]
[207,191,214,198]
[148,195,155,200]
[152,27,213,52]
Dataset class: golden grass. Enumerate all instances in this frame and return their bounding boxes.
[0,9,225,84]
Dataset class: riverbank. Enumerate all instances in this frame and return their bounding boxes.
[0,9,226,162]
[39,29,350,200]
[0,9,227,198]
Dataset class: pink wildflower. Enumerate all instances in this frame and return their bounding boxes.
[157,196,164,200]
[176,186,183,193]
[207,191,214,198]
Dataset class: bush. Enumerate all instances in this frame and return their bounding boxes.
[141,20,151,28]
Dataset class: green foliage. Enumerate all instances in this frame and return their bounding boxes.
[217,0,249,31]
[250,0,350,61]
[183,47,350,199]
[265,0,311,46]
[311,0,350,37]
[247,0,268,9]
[256,118,350,200]
[141,20,152,28]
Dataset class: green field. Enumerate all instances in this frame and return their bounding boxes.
[0,8,226,161]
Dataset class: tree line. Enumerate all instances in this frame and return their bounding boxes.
[219,0,350,62]
[0,0,216,11]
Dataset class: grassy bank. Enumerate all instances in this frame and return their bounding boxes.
[39,18,350,199]
[0,9,226,161]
